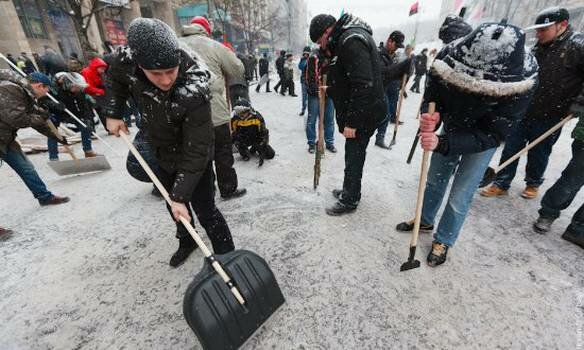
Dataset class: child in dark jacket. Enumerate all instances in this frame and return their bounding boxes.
[231,98,275,166]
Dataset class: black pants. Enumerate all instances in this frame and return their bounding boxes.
[274,74,283,92]
[158,162,235,254]
[214,124,238,196]
[340,130,374,208]
[411,74,423,92]
[539,139,584,235]
[236,142,275,160]
[280,78,295,96]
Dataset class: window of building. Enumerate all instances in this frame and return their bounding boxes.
[13,0,48,39]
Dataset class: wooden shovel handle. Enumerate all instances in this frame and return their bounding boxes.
[47,119,78,163]
[410,102,435,247]
[393,75,409,132]
[119,131,245,305]
[495,115,573,173]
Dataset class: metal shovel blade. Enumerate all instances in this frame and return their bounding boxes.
[400,246,421,272]
[47,155,111,176]
[479,167,497,188]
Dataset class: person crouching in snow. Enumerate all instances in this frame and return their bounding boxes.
[105,18,235,267]
[46,72,97,159]
[395,22,538,266]
[231,98,275,166]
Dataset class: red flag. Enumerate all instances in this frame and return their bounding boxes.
[409,1,419,16]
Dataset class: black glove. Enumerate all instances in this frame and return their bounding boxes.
[57,137,68,146]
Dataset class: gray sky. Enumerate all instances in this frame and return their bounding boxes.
[304,0,443,29]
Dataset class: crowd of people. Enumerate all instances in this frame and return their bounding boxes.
[1,6,583,270]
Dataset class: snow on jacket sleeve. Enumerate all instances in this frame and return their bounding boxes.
[338,37,377,129]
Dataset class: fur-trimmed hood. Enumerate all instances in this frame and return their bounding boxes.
[431,22,538,98]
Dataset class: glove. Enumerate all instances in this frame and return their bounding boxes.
[57,137,69,146]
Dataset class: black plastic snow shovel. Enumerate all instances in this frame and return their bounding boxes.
[401,102,435,272]
[479,114,573,188]
[388,75,409,150]
[118,132,285,350]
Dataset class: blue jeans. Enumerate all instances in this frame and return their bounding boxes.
[376,83,400,142]
[306,95,335,147]
[2,146,53,203]
[493,117,563,190]
[47,115,93,160]
[300,80,308,113]
[539,140,584,235]
[421,147,497,246]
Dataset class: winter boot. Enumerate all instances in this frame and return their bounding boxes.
[375,140,390,149]
[427,242,449,267]
[39,195,70,206]
[395,219,434,234]
[169,236,198,267]
[326,144,337,153]
[562,229,584,249]
[84,150,98,158]
[480,184,508,197]
[221,188,247,200]
[325,201,356,216]
[308,144,316,154]
[521,186,539,199]
[533,217,554,234]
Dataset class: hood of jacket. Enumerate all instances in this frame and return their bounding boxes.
[328,13,372,53]
[182,24,210,38]
[88,57,107,71]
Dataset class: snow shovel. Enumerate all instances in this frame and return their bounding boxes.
[389,75,409,149]
[479,114,574,188]
[401,102,435,272]
[46,120,111,176]
[118,131,285,350]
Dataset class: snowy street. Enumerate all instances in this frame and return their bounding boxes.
[1,86,582,349]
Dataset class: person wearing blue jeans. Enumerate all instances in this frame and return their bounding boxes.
[0,71,69,206]
[298,47,310,116]
[375,82,400,147]
[306,95,335,153]
[396,22,537,266]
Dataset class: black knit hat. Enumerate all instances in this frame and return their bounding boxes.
[310,14,336,43]
[128,18,180,70]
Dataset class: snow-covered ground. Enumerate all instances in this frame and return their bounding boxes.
[1,82,581,349]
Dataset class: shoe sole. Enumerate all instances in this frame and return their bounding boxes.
[532,223,550,234]
[480,191,508,197]
[325,209,356,216]
[520,193,537,199]
[396,228,433,234]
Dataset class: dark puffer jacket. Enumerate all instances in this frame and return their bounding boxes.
[0,69,54,156]
[325,13,387,133]
[105,48,213,203]
[526,27,584,121]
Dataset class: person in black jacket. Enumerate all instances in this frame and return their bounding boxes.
[273,50,286,93]
[375,31,411,148]
[396,22,538,266]
[310,13,387,216]
[105,18,235,267]
[255,53,271,93]
[482,7,584,200]
[410,48,428,93]
[231,98,275,166]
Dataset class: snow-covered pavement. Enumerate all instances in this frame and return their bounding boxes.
[1,86,581,349]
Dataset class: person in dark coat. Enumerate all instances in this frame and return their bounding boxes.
[532,90,584,249]
[410,48,428,93]
[280,53,296,96]
[375,30,411,148]
[230,98,275,166]
[273,50,286,93]
[255,53,271,93]
[396,22,538,266]
[309,13,387,216]
[20,52,36,74]
[105,18,235,267]
[0,70,69,206]
[482,8,584,200]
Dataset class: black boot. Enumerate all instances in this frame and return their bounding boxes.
[395,219,434,234]
[170,236,198,267]
[325,201,356,216]
[562,229,584,249]
[221,188,247,200]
